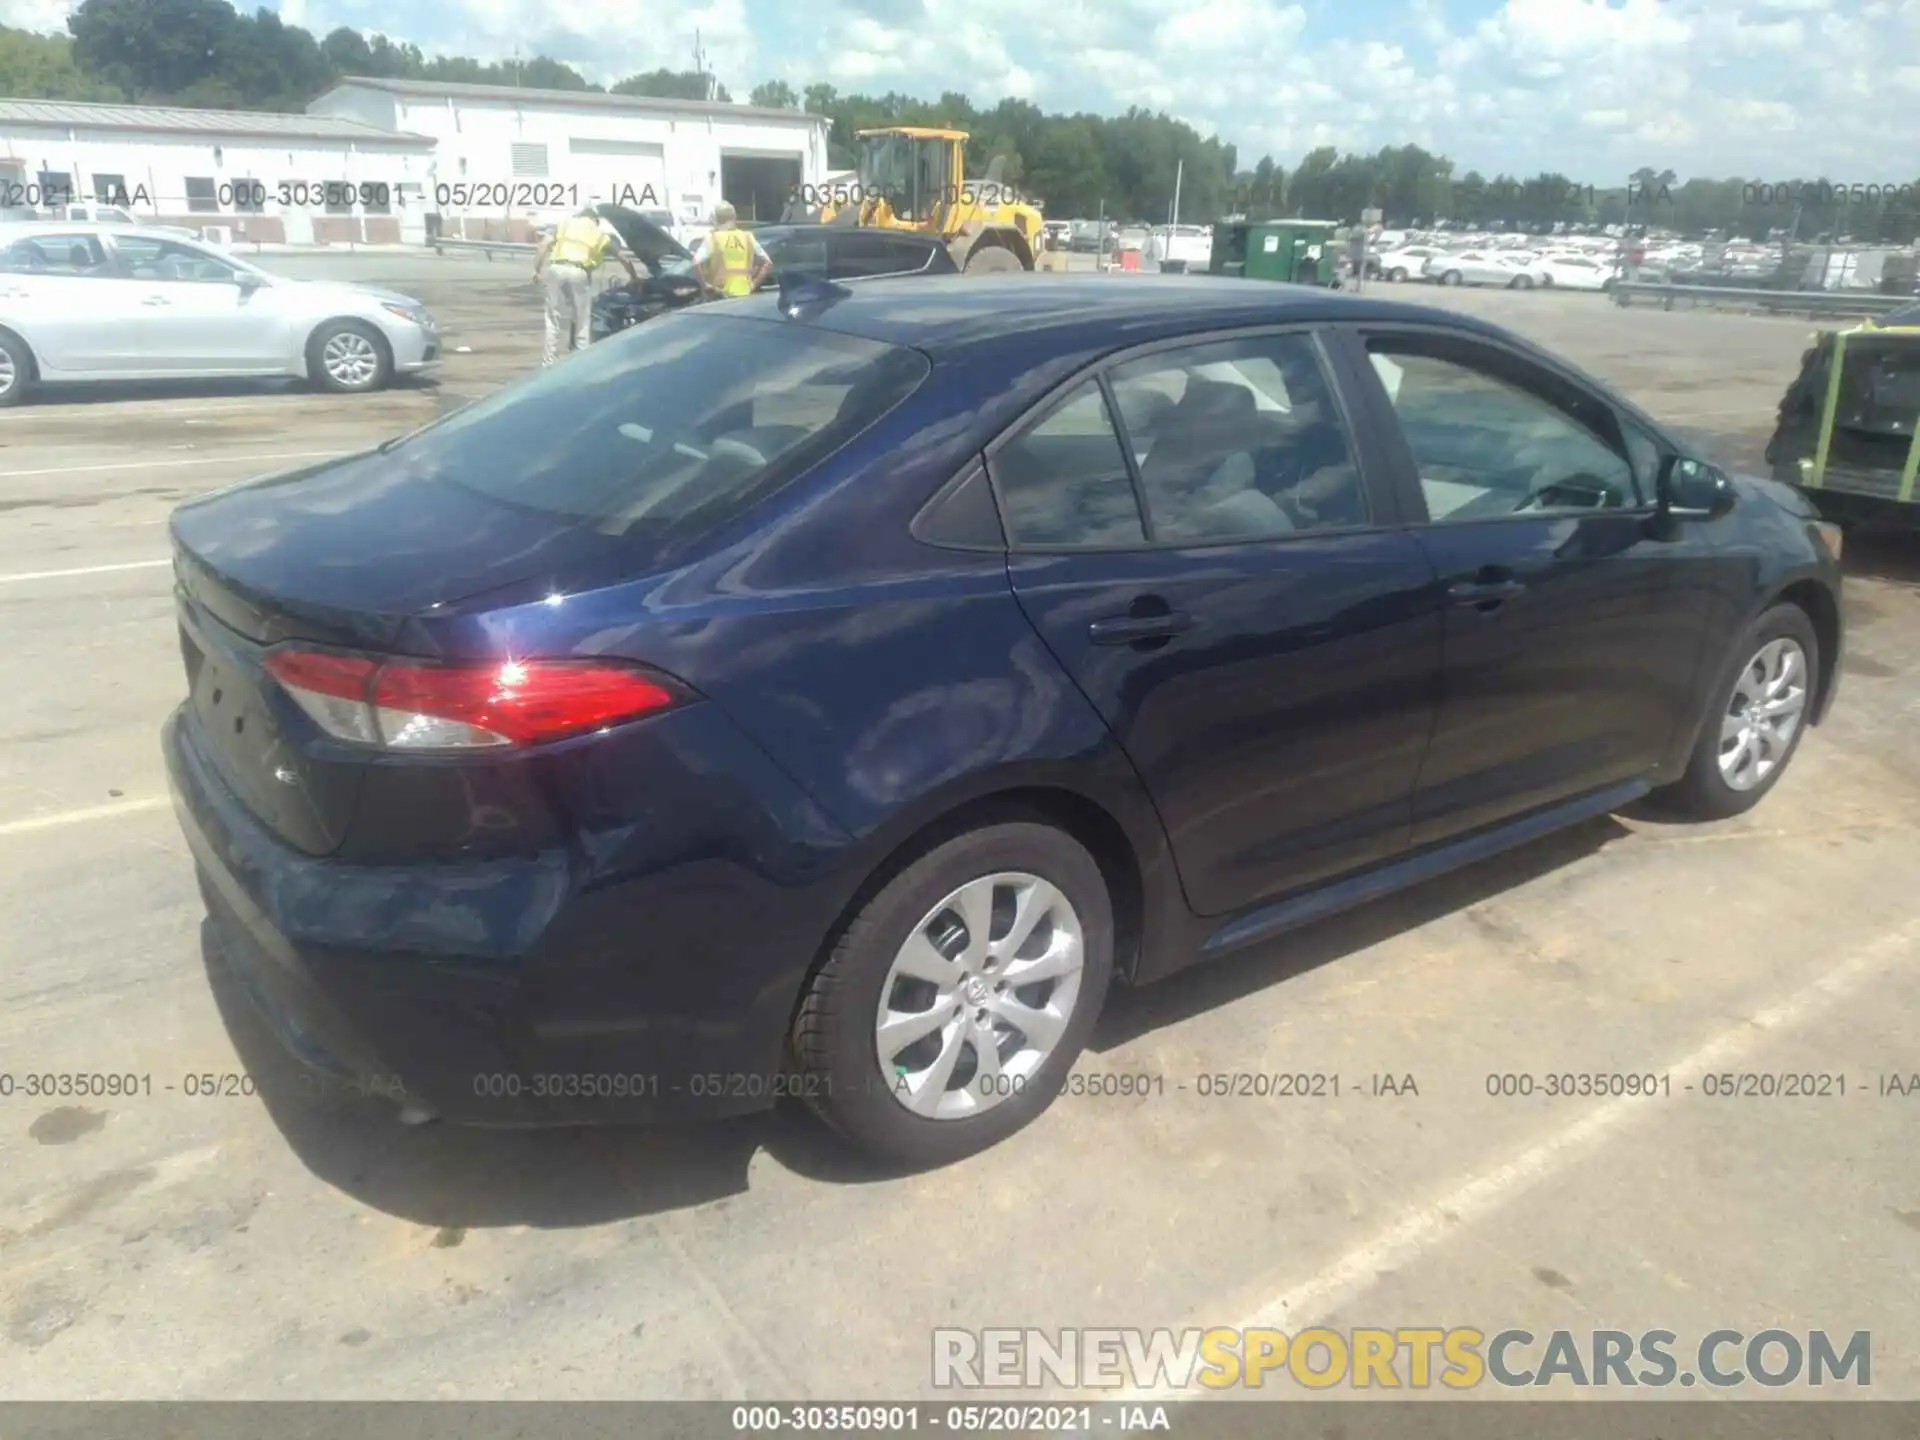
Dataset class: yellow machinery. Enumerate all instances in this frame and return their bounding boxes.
[820,126,1043,274]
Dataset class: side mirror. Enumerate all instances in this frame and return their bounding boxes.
[235,271,265,293]
[1658,455,1735,519]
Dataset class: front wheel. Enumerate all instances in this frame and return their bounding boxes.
[791,820,1114,1166]
[1663,604,1819,819]
[1508,275,1533,290]
[1388,267,1408,282]
[1441,269,1463,286]
[309,320,391,393]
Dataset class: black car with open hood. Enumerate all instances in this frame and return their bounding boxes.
[589,204,709,340]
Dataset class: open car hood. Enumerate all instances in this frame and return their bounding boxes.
[595,204,695,271]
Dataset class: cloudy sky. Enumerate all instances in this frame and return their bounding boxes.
[5,0,1917,179]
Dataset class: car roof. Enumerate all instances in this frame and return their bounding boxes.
[0,221,183,241]
[736,272,1509,355]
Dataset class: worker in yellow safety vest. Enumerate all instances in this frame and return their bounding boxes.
[533,204,638,365]
[690,202,773,298]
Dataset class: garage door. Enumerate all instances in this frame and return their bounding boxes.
[721,152,803,224]
[569,138,668,211]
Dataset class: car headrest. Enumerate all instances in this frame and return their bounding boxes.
[1176,379,1258,422]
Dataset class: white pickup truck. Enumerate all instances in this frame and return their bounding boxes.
[1146,224,1213,273]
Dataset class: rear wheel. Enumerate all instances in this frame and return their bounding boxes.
[1508,274,1534,290]
[1663,604,1818,819]
[963,245,1026,275]
[0,329,34,408]
[1388,267,1409,282]
[309,320,391,393]
[791,820,1113,1166]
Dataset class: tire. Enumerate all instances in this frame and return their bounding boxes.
[963,245,1026,275]
[1663,603,1820,820]
[308,319,391,394]
[1441,270,1463,286]
[1388,267,1408,283]
[791,820,1114,1166]
[0,329,34,408]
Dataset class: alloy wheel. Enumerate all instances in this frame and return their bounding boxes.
[1718,637,1808,791]
[0,347,15,398]
[322,330,380,388]
[874,872,1085,1120]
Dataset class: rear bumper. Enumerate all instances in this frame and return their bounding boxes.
[164,704,849,1126]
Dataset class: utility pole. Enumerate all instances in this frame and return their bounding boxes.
[693,31,711,101]
[1170,157,1183,227]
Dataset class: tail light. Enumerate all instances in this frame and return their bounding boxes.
[263,649,689,751]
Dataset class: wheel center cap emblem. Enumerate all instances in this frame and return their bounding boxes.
[963,976,989,1006]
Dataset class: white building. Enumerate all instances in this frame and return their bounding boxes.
[0,98,436,244]
[308,78,831,241]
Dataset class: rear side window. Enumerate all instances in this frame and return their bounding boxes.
[1,233,108,274]
[992,382,1146,547]
[1107,333,1367,541]
[377,311,929,539]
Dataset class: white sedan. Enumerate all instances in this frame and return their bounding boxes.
[1423,250,1545,288]
[1533,252,1619,291]
[0,222,440,407]
[1372,244,1445,282]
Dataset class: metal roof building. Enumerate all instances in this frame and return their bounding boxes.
[0,78,830,247]
[309,78,830,241]
[0,98,436,244]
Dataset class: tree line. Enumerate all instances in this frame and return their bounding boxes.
[2,0,1917,241]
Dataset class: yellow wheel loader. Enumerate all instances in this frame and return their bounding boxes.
[809,127,1044,275]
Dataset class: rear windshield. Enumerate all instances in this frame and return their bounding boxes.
[375,310,929,538]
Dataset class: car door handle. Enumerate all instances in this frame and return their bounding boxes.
[1089,611,1194,645]
[1447,575,1526,607]
[142,295,171,306]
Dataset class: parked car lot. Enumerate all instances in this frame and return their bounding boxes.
[0,222,440,405]
[3,255,1918,1398]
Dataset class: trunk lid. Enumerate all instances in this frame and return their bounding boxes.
[169,450,654,856]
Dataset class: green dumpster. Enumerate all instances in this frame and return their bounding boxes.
[1208,220,1342,286]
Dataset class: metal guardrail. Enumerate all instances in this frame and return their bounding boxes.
[1612,281,1912,318]
[429,235,539,258]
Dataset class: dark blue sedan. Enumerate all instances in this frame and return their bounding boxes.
[165,274,1845,1165]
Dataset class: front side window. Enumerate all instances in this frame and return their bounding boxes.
[375,311,930,545]
[833,232,928,278]
[1368,343,1642,521]
[991,382,1145,548]
[112,235,243,283]
[1107,333,1367,542]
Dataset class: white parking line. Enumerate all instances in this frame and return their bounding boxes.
[0,796,168,839]
[3,450,347,480]
[0,558,170,584]
[1114,913,1920,1398]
